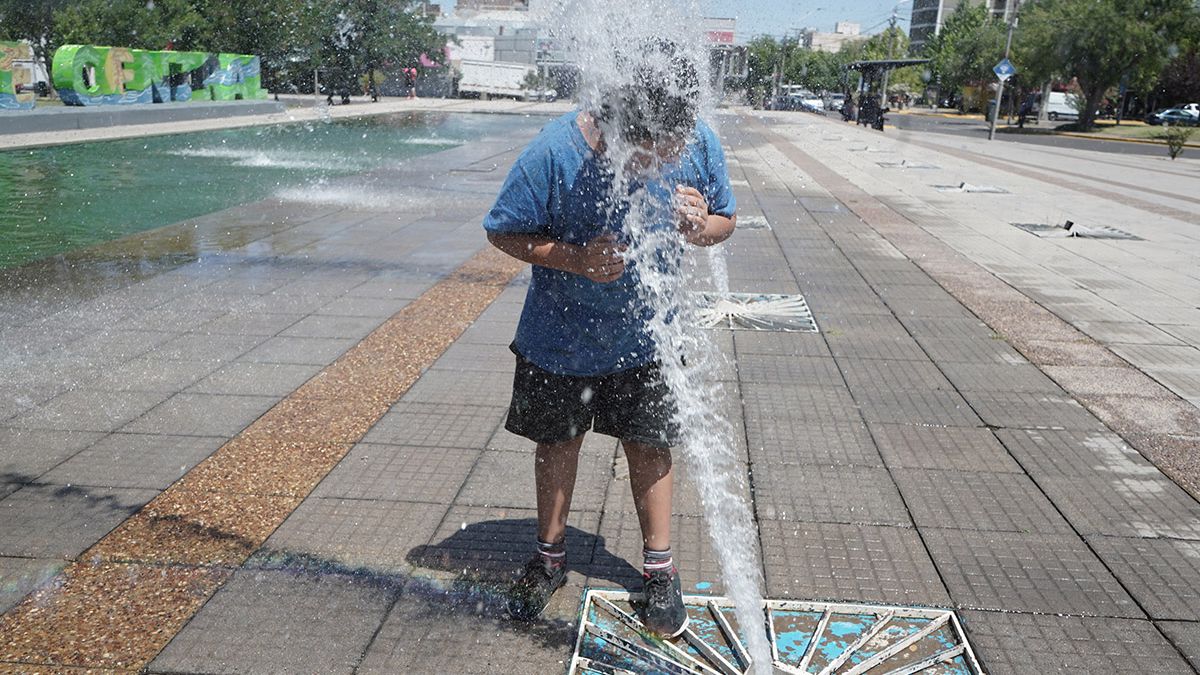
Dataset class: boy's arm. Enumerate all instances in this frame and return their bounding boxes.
[487,231,627,284]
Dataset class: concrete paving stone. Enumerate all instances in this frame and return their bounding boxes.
[892,469,1073,534]
[0,428,105,480]
[888,298,979,321]
[826,335,929,361]
[363,402,506,449]
[311,443,480,504]
[0,483,157,558]
[736,354,843,386]
[239,336,358,365]
[1147,367,1200,399]
[1158,620,1200,672]
[959,390,1105,431]
[854,388,983,427]
[869,423,1022,473]
[429,342,517,373]
[1036,475,1200,540]
[799,197,845,213]
[590,512,724,593]
[753,464,910,526]
[60,329,177,364]
[456,320,520,346]
[1088,537,1200,621]
[1161,323,1200,345]
[858,268,937,288]
[915,336,1027,365]
[458,449,610,512]
[921,529,1143,617]
[727,278,804,295]
[994,428,1159,479]
[896,316,997,341]
[122,393,276,437]
[187,361,322,397]
[38,433,224,490]
[838,358,954,393]
[155,291,267,315]
[251,497,449,575]
[279,314,386,340]
[272,275,373,298]
[149,568,395,675]
[410,505,600,582]
[402,370,513,408]
[231,293,335,317]
[76,357,221,393]
[960,611,1192,674]
[0,556,67,614]
[875,284,961,306]
[806,297,894,316]
[759,519,950,607]
[345,276,436,300]
[1110,344,1200,370]
[198,311,306,337]
[9,390,172,433]
[748,418,882,467]
[313,296,410,319]
[1075,321,1186,346]
[741,383,860,426]
[1076,394,1200,437]
[356,576,580,675]
[0,482,20,500]
[937,362,1061,394]
[119,309,224,333]
[200,276,292,297]
[732,331,832,358]
[149,330,268,362]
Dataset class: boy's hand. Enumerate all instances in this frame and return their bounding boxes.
[575,233,626,283]
[675,185,708,235]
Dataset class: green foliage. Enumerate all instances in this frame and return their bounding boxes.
[55,0,210,51]
[1017,0,1199,130]
[744,35,780,104]
[0,0,73,77]
[1157,124,1195,159]
[1154,50,1200,107]
[923,3,1006,94]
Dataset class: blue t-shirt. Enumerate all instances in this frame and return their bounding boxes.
[483,111,735,376]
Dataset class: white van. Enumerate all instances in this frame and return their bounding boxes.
[1042,92,1079,121]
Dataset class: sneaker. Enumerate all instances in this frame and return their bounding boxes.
[506,557,567,621]
[641,568,688,638]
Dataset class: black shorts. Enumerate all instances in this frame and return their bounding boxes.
[505,345,679,448]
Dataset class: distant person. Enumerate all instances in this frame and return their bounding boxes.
[404,68,417,99]
[483,41,736,637]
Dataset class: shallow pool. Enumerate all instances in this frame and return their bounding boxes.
[0,112,538,269]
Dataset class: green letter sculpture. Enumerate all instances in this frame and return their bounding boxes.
[1,41,36,110]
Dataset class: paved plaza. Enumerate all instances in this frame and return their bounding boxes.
[1,102,1199,673]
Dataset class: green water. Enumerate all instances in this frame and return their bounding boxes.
[0,112,536,269]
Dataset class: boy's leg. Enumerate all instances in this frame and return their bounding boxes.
[622,440,673,551]
[623,439,688,638]
[536,434,586,545]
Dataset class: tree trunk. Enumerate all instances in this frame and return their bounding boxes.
[1079,84,1105,131]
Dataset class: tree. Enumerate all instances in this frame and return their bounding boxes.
[1017,0,1199,130]
[1154,49,1200,108]
[744,35,780,105]
[923,3,1006,96]
[0,0,73,88]
[55,0,211,51]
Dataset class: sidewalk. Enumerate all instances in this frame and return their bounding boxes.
[1,107,1198,673]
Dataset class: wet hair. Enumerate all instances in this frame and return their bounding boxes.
[595,39,700,144]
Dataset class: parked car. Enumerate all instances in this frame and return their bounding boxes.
[826,94,845,111]
[1177,103,1199,117]
[1146,108,1200,126]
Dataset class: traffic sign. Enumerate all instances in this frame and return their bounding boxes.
[993,58,1017,80]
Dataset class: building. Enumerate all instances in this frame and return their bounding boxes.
[909,0,1017,54]
[454,0,530,12]
[801,22,863,54]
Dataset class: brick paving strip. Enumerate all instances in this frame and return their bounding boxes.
[742,113,1200,500]
[0,248,524,671]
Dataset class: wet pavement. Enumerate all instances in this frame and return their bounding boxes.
[1,103,1198,673]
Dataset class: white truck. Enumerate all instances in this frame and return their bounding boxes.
[457,59,533,99]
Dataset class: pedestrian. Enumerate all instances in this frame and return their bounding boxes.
[404,68,417,99]
[482,41,736,637]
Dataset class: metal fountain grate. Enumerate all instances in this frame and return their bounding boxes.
[738,216,771,231]
[693,293,817,333]
[877,160,939,169]
[933,182,1009,194]
[571,590,984,675]
[1012,221,1142,240]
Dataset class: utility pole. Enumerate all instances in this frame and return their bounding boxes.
[988,15,1018,141]
[879,10,899,107]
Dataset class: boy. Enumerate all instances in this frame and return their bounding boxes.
[482,48,736,637]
